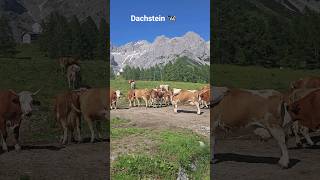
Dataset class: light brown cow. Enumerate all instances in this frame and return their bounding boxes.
[127,89,136,107]
[54,90,84,144]
[79,88,108,143]
[290,76,320,92]
[134,89,150,108]
[211,89,292,168]
[66,64,81,89]
[172,90,201,115]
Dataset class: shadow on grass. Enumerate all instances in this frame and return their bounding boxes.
[213,153,300,169]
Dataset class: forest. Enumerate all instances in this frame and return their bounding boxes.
[115,57,210,83]
[213,0,320,69]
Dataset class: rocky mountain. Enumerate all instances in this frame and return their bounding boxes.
[0,0,106,41]
[110,32,210,72]
[275,0,320,12]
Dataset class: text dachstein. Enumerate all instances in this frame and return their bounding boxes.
[130,15,166,22]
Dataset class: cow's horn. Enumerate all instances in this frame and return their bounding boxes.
[33,88,42,95]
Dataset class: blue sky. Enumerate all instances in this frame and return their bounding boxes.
[110,0,210,46]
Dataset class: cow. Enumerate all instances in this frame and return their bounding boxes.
[134,89,150,108]
[53,90,84,144]
[287,89,320,147]
[163,89,173,106]
[66,64,81,89]
[128,80,136,89]
[127,89,136,108]
[159,84,169,91]
[0,89,40,152]
[290,76,320,92]
[149,89,166,108]
[58,57,79,75]
[172,90,201,115]
[199,87,210,108]
[211,88,292,168]
[79,88,108,143]
[110,90,121,110]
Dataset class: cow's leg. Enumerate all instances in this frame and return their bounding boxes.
[133,98,136,107]
[195,101,201,115]
[269,127,289,168]
[96,121,102,140]
[0,125,8,152]
[144,98,148,109]
[173,102,178,113]
[300,126,314,146]
[13,126,21,151]
[137,99,140,107]
[292,121,302,147]
[85,116,95,143]
[76,116,82,143]
[61,120,68,145]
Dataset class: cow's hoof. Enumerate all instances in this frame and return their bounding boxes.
[278,158,289,169]
[2,147,8,152]
[14,144,21,152]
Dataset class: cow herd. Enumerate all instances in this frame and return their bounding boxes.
[211,76,320,168]
[110,81,211,115]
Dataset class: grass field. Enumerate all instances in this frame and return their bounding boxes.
[212,64,320,91]
[111,118,210,180]
[0,44,108,142]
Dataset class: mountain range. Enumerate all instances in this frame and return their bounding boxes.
[110,32,210,72]
[0,0,106,41]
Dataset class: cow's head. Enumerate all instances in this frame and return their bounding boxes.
[70,64,81,72]
[18,89,41,117]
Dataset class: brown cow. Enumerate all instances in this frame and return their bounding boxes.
[0,89,40,152]
[172,90,201,115]
[287,89,320,147]
[211,89,292,168]
[54,90,84,144]
[79,88,108,143]
[290,76,320,91]
[199,86,210,108]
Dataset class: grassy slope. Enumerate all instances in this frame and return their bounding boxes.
[111,118,210,180]
[212,64,320,91]
[0,44,108,142]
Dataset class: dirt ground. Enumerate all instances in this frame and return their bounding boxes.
[0,114,109,180]
[110,105,210,137]
[213,131,320,180]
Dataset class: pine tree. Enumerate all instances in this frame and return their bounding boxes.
[0,15,16,57]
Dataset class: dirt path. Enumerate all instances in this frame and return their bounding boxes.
[0,141,109,180]
[213,132,320,180]
[110,105,210,137]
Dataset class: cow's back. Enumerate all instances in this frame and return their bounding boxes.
[212,89,283,128]
[80,88,108,118]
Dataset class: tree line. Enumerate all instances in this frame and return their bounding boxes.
[117,57,209,83]
[213,0,320,69]
[38,12,108,60]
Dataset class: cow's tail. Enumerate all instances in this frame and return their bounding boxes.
[71,103,81,113]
